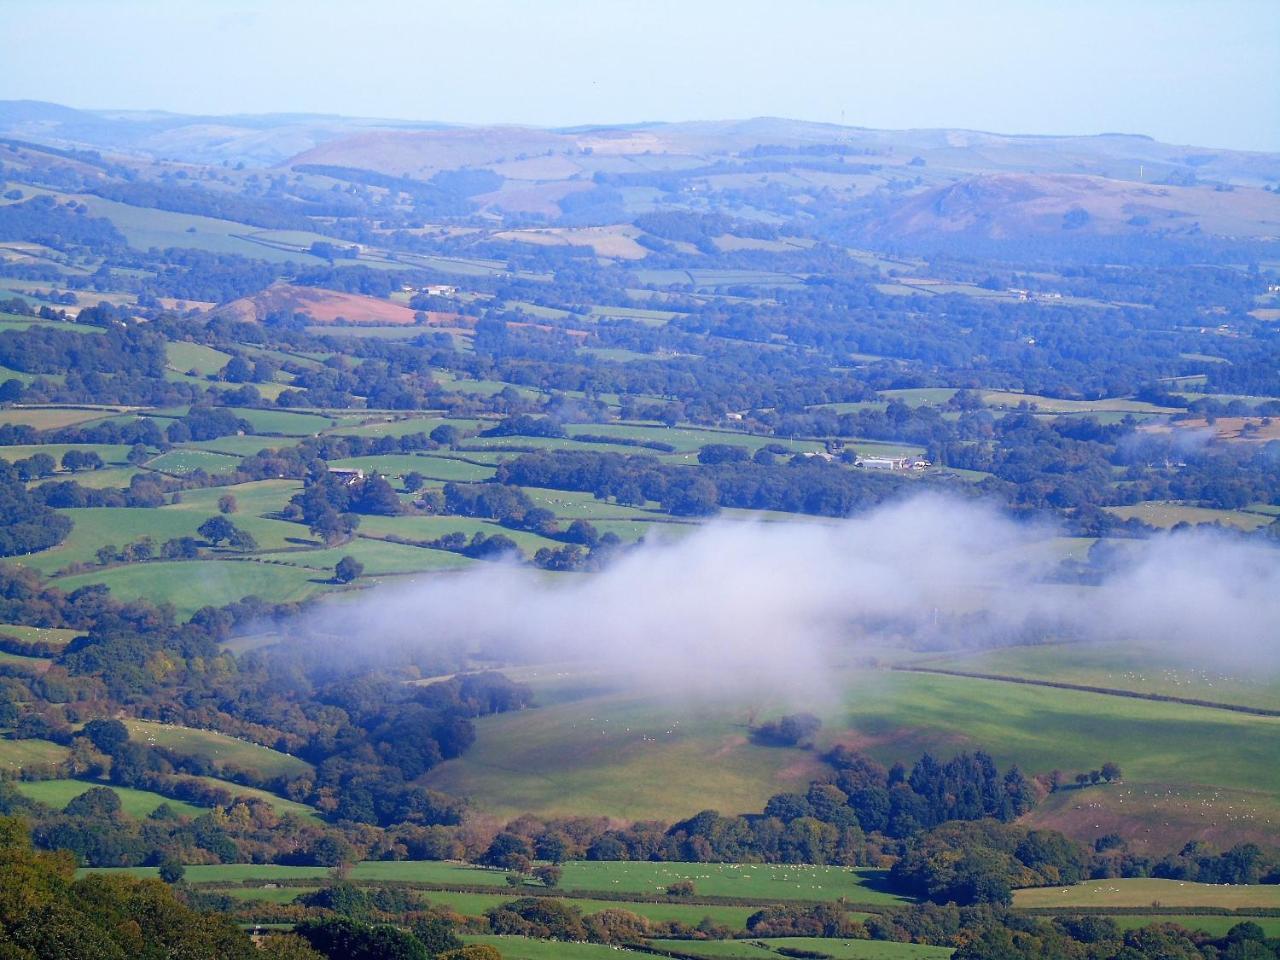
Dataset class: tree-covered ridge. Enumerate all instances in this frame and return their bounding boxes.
[0,460,71,556]
[0,815,255,959]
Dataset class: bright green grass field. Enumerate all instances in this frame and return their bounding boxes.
[167,480,312,551]
[54,559,327,617]
[921,641,1280,712]
[422,682,831,823]
[169,478,300,516]
[648,938,953,959]
[267,537,474,576]
[146,449,243,475]
[0,738,71,773]
[551,862,902,905]
[0,363,48,386]
[67,192,328,263]
[326,454,495,482]
[527,422,824,457]
[981,391,1174,416]
[877,388,959,407]
[84,859,898,906]
[123,719,313,780]
[15,507,219,575]
[421,664,1280,827]
[588,518,690,544]
[0,624,81,649]
[336,416,484,439]
[521,486,670,522]
[12,484,311,574]
[1013,879,1280,910]
[165,341,232,376]
[0,313,102,334]
[58,465,146,490]
[835,672,1280,801]
[188,436,303,457]
[462,936,651,959]
[356,515,562,556]
[0,406,122,429]
[0,649,49,670]
[1104,502,1273,533]
[420,891,756,928]
[14,779,206,818]
[464,436,664,458]
[290,860,898,905]
[225,407,335,436]
[1106,916,1280,937]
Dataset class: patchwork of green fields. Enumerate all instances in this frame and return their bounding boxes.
[0,738,70,773]
[336,416,483,439]
[189,435,298,456]
[922,641,1280,712]
[421,662,1280,834]
[67,192,332,263]
[0,405,124,429]
[1105,916,1280,937]
[355,514,564,555]
[14,778,207,818]
[58,465,146,489]
[55,560,325,617]
[15,506,219,574]
[123,719,314,780]
[1013,878,1280,910]
[0,624,81,649]
[0,648,49,670]
[145,449,244,474]
[522,486,670,521]
[836,671,1280,802]
[226,407,335,435]
[428,891,758,928]
[166,341,232,376]
[1105,501,1274,532]
[423,680,830,821]
[80,857,897,904]
[327,453,496,482]
[980,391,1175,416]
[647,939,953,959]
[460,938,651,960]
[272,537,475,575]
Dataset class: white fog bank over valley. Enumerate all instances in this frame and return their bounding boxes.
[299,496,1280,698]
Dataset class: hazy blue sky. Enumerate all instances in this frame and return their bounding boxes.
[5,0,1277,151]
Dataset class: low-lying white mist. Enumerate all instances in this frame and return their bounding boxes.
[307,494,1280,701]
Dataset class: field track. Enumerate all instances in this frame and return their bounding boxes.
[891,667,1280,717]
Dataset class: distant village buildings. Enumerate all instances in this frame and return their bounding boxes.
[855,455,931,471]
[402,283,459,297]
[1008,288,1063,302]
[327,467,365,484]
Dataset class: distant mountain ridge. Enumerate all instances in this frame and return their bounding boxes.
[0,99,454,166]
[2,100,1277,186]
[864,172,1280,240]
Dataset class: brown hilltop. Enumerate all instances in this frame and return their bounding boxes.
[215,283,464,327]
[288,126,570,178]
[869,172,1280,239]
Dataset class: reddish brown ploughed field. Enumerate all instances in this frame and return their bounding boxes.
[219,283,462,326]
